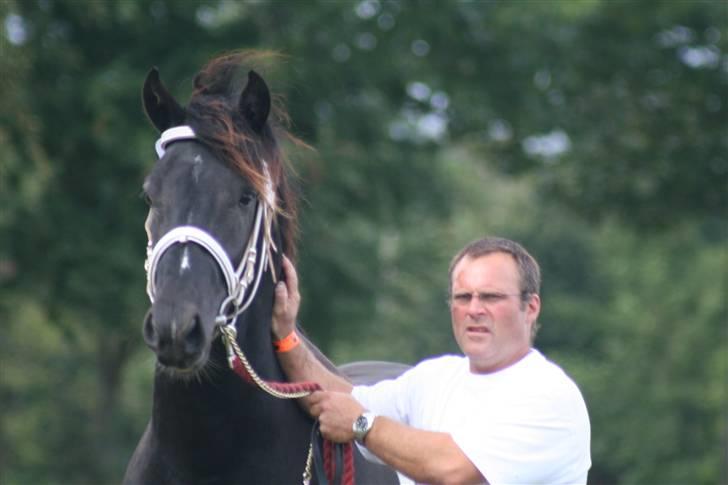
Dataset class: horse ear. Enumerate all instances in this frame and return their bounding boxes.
[239,70,270,134]
[142,67,186,132]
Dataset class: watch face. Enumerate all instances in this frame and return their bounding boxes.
[353,413,375,442]
[355,415,368,432]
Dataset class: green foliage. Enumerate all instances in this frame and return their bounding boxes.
[1,0,725,483]
[537,0,727,229]
[581,228,727,483]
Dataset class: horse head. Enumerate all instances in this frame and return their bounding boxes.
[140,54,295,374]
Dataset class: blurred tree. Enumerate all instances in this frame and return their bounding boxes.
[583,227,726,483]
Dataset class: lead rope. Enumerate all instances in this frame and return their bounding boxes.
[220,326,355,485]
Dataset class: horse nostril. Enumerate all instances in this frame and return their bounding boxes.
[143,311,159,349]
[183,314,204,356]
[142,306,205,368]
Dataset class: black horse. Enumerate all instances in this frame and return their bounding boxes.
[123,52,407,484]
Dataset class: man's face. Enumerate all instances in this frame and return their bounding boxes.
[449,252,540,374]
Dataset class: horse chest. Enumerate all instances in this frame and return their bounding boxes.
[127,389,313,484]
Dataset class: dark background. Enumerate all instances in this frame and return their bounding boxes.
[1,1,726,483]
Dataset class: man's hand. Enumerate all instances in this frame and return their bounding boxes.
[310,392,486,484]
[309,391,366,443]
[272,255,300,340]
[270,256,354,401]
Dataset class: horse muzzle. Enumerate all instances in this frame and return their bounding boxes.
[143,299,210,370]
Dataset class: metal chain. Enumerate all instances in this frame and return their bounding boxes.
[220,325,314,399]
[303,443,314,485]
[220,325,317,484]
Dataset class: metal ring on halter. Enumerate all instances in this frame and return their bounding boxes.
[217,295,238,326]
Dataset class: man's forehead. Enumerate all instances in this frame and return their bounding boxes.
[452,252,520,284]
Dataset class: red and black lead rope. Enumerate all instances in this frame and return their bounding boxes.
[229,354,355,485]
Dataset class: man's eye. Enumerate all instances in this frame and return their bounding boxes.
[453,294,472,303]
[479,293,505,303]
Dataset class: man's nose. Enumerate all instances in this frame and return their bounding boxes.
[467,297,488,314]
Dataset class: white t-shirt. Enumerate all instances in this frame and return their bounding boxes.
[352,349,591,485]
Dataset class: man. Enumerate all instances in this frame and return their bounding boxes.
[272,237,591,484]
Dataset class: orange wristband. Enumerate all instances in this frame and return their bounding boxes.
[273,330,301,353]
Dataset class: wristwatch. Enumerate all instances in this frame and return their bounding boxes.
[352,412,377,443]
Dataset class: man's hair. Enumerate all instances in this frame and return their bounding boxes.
[448,237,541,296]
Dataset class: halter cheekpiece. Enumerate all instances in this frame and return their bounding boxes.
[145,125,278,334]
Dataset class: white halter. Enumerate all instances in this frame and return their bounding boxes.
[145,125,278,329]
[155,125,197,158]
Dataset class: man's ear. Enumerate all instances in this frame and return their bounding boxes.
[526,293,541,323]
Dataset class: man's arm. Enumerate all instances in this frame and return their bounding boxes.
[309,391,486,485]
[272,256,352,409]
[366,417,486,485]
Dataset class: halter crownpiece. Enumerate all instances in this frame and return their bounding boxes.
[155,125,197,158]
[146,125,278,330]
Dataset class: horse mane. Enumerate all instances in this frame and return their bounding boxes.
[184,50,304,260]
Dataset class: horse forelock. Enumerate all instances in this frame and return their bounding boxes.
[185,50,301,260]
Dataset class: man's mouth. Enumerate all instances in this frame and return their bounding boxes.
[466,326,490,334]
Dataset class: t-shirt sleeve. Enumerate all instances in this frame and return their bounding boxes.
[352,366,418,424]
[451,379,591,485]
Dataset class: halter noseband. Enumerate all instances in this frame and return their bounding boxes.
[145,125,278,332]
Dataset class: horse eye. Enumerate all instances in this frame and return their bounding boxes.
[239,191,255,206]
[140,190,153,206]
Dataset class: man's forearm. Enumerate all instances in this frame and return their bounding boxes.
[363,416,485,485]
[277,339,353,411]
